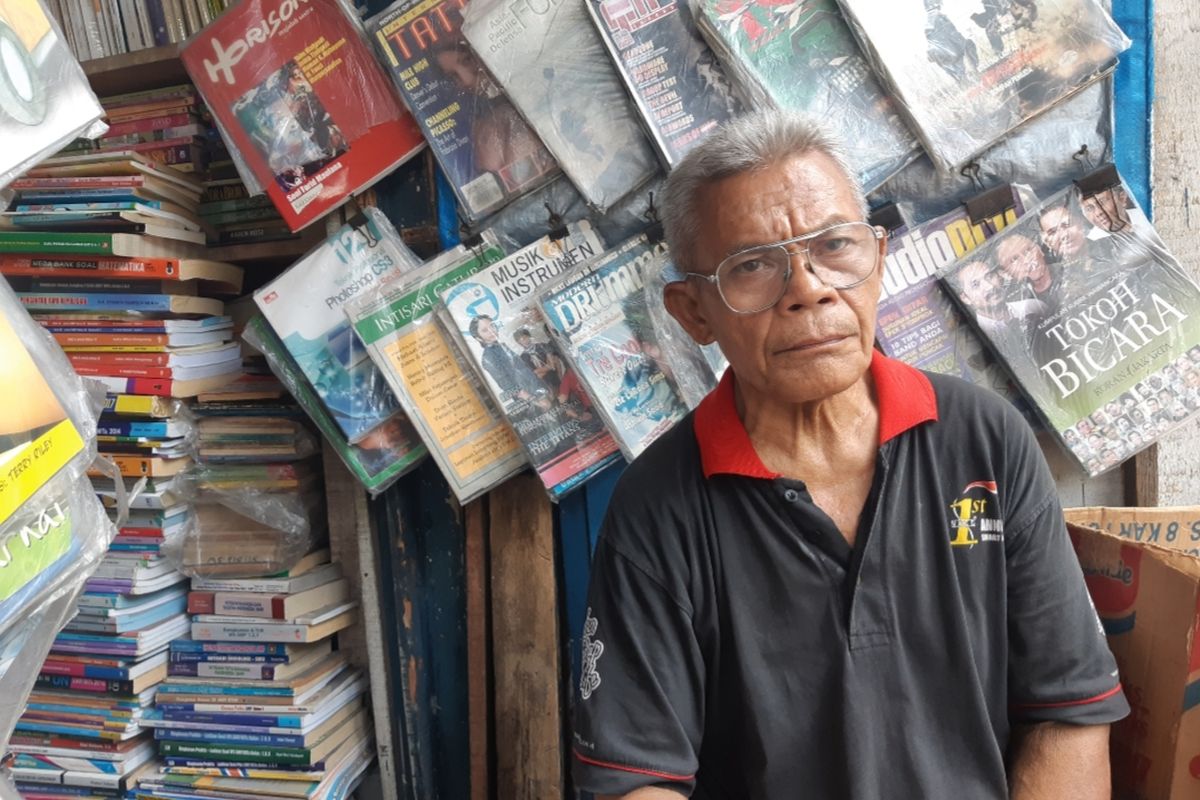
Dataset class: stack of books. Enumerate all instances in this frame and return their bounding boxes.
[199,160,300,249]
[63,85,213,176]
[130,553,373,799]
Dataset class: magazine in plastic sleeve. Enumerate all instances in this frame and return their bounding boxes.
[939,173,1200,476]
[690,0,920,193]
[347,233,527,505]
[0,0,107,193]
[836,0,1129,172]
[461,0,659,213]
[539,233,705,460]
[439,222,621,499]
[179,0,427,231]
[368,0,560,222]
[586,0,740,167]
[643,253,725,409]
[254,208,421,445]
[244,315,426,496]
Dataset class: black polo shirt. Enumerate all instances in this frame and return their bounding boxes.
[572,351,1128,799]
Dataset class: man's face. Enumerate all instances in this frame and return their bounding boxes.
[664,152,883,405]
[997,235,1048,283]
[474,317,499,344]
[1081,189,1130,233]
[958,262,1004,312]
[1039,207,1086,260]
[515,333,532,349]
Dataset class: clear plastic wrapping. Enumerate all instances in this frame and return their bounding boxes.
[438,222,623,499]
[178,0,426,230]
[644,253,726,409]
[244,314,425,496]
[939,172,1200,476]
[836,0,1129,173]
[538,232,719,461]
[690,0,921,192]
[345,232,527,505]
[0,0,107,192]
[461,0,659,212]
[367,0,561,222]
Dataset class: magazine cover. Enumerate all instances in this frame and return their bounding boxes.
[586,0,740,167]
[179,0,426,231]
[253,208,421,443]
[368,0,560,222]
[835,0,1129,172]
[875,188,1034,416]
[940,176,1200,476]
[461,0,659,213]
[538,233,694,460]
[691,0,919,192]
[439,222,621,498]
[348,234,527,504]
[0,0,106,190]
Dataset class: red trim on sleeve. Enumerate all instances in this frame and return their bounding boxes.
[573,749,695,782]
[1011,683,1124,710]
[692,350,939,479]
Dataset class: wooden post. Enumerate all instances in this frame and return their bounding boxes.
[488,475,563,800]
[465,499,493,800]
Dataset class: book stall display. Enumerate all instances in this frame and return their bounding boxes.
[0,0,1189,796]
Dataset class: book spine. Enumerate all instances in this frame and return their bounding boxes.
[0,233,113,254]
[199,206,280,226]
[15,202,157,212]
[10,177,143,188]
[198,196,272,215]
[0,254,181,279]
[160,710,300,727]
[212,593,278,618]
[188,578,294,593]
[141,0,169,45]
[190,622,305,642]
[186,591,214,614]
[156,740,308,765]
[102,113,195,139]
[153,728,305,747]
[89,375,176,397]
[34,675,134,694]
[168,651,287,663]
[74,354,172,369]
[54,334,171,345]
[38,662,129,680]
[101,124,205,146]
[18,293,174,312]
[212,224,296,246]
[117,0,141,50]
[72,364,175,379]
[168,661,278,680]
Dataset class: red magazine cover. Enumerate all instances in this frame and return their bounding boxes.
[180,0,426,231]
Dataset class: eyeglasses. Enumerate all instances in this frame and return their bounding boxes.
[683,221,884,314]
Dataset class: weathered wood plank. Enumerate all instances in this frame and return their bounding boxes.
[489,474,563,800]
[1151,0,1200,504]
[464,499,492,800]
[322,446,398,800]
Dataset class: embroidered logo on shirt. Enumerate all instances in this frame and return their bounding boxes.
[948,480,1004,548]
[580,607,604,700]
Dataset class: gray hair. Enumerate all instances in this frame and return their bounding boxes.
[660,109,867,275]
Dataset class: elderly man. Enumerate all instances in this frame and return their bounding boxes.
[572,111,1127,799]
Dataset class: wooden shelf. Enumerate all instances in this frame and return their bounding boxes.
[82,45,189,97]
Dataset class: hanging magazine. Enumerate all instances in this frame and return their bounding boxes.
[874,188,1034,418]
[347,234,527,505]
[940,174,1200,476]
[253,209,421,444]
[439,222,621,499]
[538,233,699,460]
[835,0,1129,172]
[180,0,426,231]
[367,0,560,222]
[691,0,920,192]
[0,0,106,191]
[461,0,659,213]
[586,0,740,166]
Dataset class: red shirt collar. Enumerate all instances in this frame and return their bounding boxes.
[693,350,939,480]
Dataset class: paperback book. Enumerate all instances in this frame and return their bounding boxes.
[538,232,693,460]
[348,234,527,504]
[179,0,426,230]
[692,0,919,191]
[834,0,1129,171]
[462,0,659,212]
[940,176,1200,476]
[254,209,421,443]
[586,0,740,166]
[368,0,560,221]
[439,222,622,497]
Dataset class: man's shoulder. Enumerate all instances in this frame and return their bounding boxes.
[922,370,1030,437]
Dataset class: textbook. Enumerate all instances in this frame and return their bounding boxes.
[440,222,622,498]
[940,176,1200,476]
[0,254,242,292]
[349,235,527,504]
[0,230,206,259]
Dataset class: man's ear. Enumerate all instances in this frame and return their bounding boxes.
[663,280,717,346]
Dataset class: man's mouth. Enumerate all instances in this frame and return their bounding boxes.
[774,335,851,355]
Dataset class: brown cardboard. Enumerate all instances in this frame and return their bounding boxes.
[1066,509,1200,800]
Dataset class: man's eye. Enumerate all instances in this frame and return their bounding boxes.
[815,237,851,255]
[731,258,770,275]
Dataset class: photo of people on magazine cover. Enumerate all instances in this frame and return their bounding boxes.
[233,60,350,193]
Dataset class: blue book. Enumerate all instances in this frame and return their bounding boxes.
[18,293,222,316]
[67,596,187,633]
[14,721,129,740]
[15,190,157,203]
[152,727,310,747]
[23,703,134,720]
[15,201,163,212]
[157,683,294,698]
[167,653,288,665]
[96,420,185,438]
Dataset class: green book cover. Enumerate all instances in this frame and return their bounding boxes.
[158,739,313,766]
[0,231,115,255]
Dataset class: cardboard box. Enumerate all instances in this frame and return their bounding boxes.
[1065,507,1200,800]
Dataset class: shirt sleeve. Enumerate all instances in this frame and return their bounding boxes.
[572,536,704,797]
[1003,427,1130,726]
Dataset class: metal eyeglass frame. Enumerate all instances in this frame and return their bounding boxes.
[682,221,886,315]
